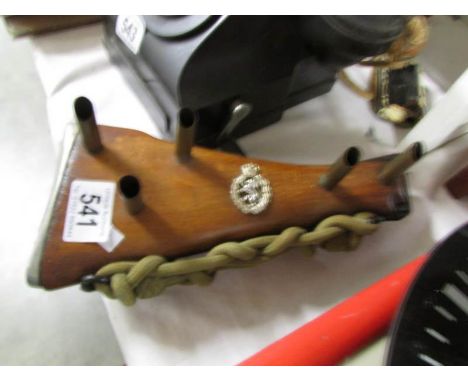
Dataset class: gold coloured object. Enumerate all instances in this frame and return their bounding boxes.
[175,108,198,162]
[319,147,361,190]
[230,163,272,215]
[378,142,423,185]
[74,97,102,154]
[119,175,144,215]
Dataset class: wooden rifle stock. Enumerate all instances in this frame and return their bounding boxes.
[28,124,411,290]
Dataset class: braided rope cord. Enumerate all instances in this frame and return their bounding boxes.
[92,212,378,305]
[360,16,429,69]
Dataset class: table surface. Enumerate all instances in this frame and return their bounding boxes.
[30,22,468,365]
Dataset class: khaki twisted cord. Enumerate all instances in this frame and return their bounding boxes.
[93,212,378,306]
[360,16,429,69]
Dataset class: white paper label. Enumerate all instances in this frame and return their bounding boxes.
[115,15,146,54]
[63,180,116,243]
[98,226,125,253]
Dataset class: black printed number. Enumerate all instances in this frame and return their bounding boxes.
[80,194,101,205]
[121,18,138,43]
[77,193,101,226]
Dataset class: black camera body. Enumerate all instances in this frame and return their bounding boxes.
[105,16,405,148]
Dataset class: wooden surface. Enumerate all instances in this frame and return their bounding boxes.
[4,16,103,38]
[446,166,468,199]
[39,125,408,289]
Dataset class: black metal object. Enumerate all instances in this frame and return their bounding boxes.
[386,223,468,365]
[80,274,110,292]
[104,16,406,148]
[372,64,426,127]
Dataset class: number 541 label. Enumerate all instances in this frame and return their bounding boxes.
[63,180,116,243]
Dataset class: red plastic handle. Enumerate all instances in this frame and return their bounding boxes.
[239,255,428,366]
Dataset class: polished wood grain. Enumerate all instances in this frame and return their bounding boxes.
[39,125,408,289]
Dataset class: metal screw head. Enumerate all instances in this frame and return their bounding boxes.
[80,275,97,292]
[80,275,110,292]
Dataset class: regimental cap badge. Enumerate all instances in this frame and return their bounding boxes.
[230,163,272,215]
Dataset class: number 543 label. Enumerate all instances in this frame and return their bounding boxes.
[115,15,146,55]
[63,180,116,243]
